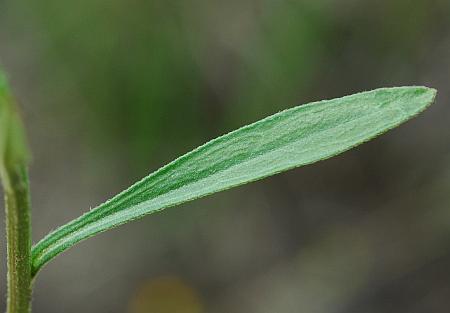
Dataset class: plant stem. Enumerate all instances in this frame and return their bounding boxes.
[3,164,32,313]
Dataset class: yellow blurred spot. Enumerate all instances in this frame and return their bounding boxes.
[129,276,204,313]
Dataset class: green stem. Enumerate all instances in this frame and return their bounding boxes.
[3,164,32,313]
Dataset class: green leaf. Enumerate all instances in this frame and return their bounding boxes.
[0,69,30,190]
[31,86,436,276]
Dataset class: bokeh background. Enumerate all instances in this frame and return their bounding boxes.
[1,0,450,312]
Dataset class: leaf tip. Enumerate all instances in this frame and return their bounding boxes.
[414,85,437,111]
[389,86,437,119]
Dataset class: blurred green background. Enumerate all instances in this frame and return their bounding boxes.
[1,0,450,312]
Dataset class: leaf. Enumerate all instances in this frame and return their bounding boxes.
[0,69,30,190]
[31,86,436,276]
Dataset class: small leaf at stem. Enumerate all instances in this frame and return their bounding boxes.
[0,70,30,189]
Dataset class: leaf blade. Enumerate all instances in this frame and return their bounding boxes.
[31,86,436,276]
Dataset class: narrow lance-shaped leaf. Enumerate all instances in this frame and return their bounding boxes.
[31,86,436,276]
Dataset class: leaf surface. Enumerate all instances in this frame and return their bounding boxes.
[31,86,436,276]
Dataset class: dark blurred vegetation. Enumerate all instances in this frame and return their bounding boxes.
[1,0,449,312]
